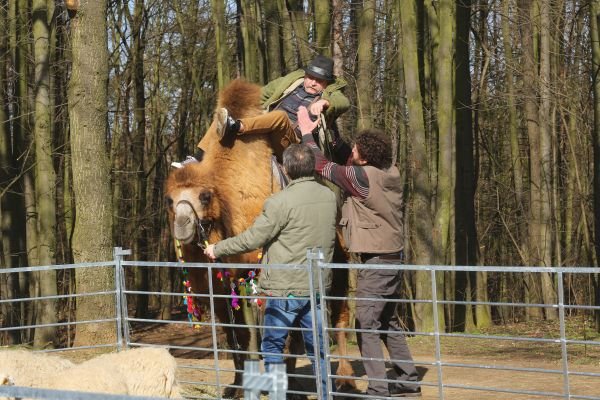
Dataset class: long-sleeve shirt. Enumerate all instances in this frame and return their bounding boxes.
[302,135,369,199]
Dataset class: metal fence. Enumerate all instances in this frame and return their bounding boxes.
[1,247,600,399]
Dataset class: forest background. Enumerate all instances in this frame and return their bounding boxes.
[1,0,600,348]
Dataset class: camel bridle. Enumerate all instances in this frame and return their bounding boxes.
[174,199,242,356]
[175,199,213,249]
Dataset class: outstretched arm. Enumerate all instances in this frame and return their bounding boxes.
[205,197,284,259]
[297,107,369,199]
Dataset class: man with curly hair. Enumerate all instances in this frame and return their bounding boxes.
[297,107,421,398]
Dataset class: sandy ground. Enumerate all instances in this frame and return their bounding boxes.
[131,318,600,400]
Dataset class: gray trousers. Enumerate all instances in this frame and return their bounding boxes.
[355,256,418,396]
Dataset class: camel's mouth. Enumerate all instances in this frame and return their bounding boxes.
[174,221,195,244]
[173,214,214,245]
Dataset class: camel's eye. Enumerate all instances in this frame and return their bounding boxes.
[165,196,174,208]
[199,190,212,206]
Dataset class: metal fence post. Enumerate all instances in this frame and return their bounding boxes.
[243,360,287,400]
[316,247,334,400]
[244,360,261,400]
[430,268,445,399]
[270,362,287,400]
[557,271,571,398]
[206,263,222,394]
[307,247,324,400]
[113,247,131,350]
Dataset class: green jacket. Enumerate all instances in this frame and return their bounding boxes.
[260,69,350,125]
[214,177,337,297]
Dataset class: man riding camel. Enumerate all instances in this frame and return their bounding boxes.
[172,54,349,168]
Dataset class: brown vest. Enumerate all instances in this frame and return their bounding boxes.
[339,166,404,253]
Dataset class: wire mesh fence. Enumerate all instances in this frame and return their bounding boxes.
[1,247,600,399]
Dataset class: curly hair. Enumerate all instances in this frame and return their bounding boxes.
[354,128,392,169]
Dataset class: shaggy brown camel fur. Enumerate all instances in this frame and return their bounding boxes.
[165,80,355,399]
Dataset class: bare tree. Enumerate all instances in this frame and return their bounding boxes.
[68,0,115,346]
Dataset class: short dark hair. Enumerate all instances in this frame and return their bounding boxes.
[355,129,392,169]
[283,144,315,179]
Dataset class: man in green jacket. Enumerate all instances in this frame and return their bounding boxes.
[172,54,349,167]
[204,143,337,400]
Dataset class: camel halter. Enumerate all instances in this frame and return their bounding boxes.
[175,199,213,250]
[173,199,242,354]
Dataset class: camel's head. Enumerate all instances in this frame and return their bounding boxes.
[164,164,224,245]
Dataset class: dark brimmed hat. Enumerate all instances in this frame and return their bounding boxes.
[303,55,335,82]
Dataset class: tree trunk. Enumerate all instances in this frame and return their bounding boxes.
[399,0,437,332]
[434,0,452,265]
[211,0,231,89]
[32,0,58,347]
[52,3,72,266]
[356,0,374,130]
[130,0,149,318]
[69,0,116,347]
[590,0,600,332]
[502,0,526,252]
[518,0,544,319]
[263,0,282,80]
[433,0,453,332]
[288,0,311,65]
[239,0,261,82]
[277,0,296,71]
[3,0,30,345]
[314,0,331,56]
[538,0,557,319]
[455,0,484,331]
[0,0,26,345]
[332,0,346,135]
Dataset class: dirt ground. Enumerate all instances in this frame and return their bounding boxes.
[130,314,600,400]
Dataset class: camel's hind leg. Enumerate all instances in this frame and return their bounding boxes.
[329,268,357,392]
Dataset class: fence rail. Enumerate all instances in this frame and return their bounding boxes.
[1,247,599,399]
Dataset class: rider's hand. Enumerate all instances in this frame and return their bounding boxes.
[204,244,217,260]
[298,107,320,136]
[309,99,329,116]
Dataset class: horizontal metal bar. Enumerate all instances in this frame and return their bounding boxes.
[120,259,600,274]
[327,325,600,347]
[129,341,312,363]
[327,326,562,344]
[571,394,600,400]
[0,385,166,400]
[42,343,118,353]
[324,262,600,274]
[0,261,115,274]
[3,260,599,274]
[568,370,600,378]
[439,331,562,344]
[443,382,565,397]
[441,361,563,375]
[127,317,316,334]
[0,291,115,304]
[567,339,600,346]
[0,318,116,332]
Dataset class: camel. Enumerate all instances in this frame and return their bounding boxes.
[164,79,355,398]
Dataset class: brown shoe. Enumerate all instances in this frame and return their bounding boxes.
[215,108,241,143]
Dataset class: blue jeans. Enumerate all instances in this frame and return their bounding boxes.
[262,297,328,399]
